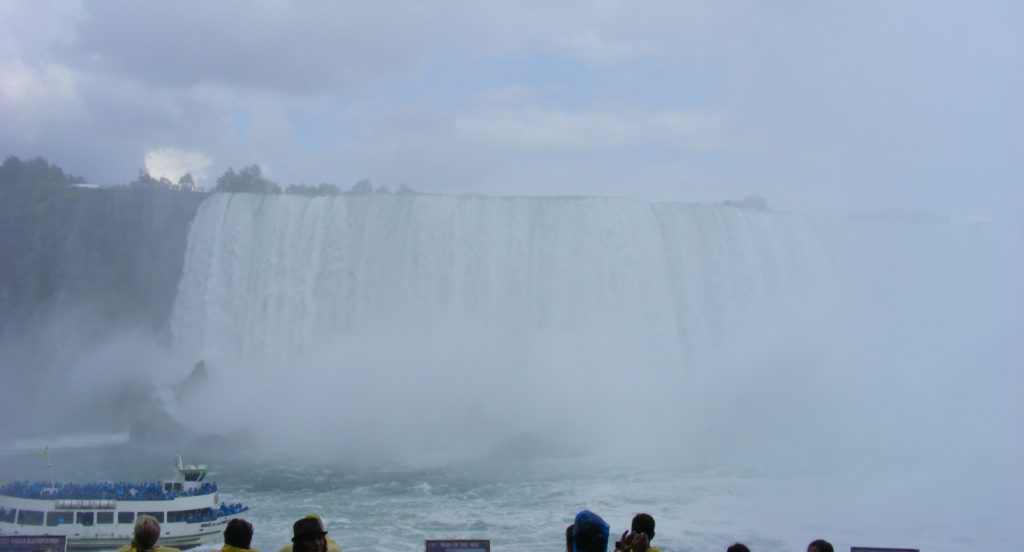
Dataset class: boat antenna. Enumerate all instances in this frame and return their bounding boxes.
[43,446,55,489]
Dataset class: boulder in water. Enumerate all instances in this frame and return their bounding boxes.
[176,360,209,402]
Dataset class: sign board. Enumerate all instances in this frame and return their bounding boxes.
[0,536,68,552]
[425,539,490,552]
[851,548,919,552]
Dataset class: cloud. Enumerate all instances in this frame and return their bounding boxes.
[0,0,1019,219]
[144,147,212,183]
[0,61,80,142]
[0,0,83,60]
[60,1,442,96]
[454,104,725,154]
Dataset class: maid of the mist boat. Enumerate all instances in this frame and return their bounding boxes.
[0,454,248,550]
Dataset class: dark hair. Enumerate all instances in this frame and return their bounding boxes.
[133,515,160,551]
[293,535,327,552]
[808,539,834,552]
[224,518,254,549]
[727,544,751,552]
[631,513,656,540]
[565,524,574,552]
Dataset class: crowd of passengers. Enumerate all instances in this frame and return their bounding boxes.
[201,503,248,521]
[119,511,842,552]
[0,480,217,500]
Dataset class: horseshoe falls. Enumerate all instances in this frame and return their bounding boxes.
[173,194,837,371]
[163,192,1021,551]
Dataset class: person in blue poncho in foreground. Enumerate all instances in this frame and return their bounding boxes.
[571,510,610,552]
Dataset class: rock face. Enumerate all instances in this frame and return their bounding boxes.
[130,361,256,453]
[0,184,208,336]
[129,407,190,445]
[176,360,209,403]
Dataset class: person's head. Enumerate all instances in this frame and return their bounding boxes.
[727,544,751,552]
[132,515,161,551]
[807,539,834,552]
[565,524,574,552]
[292,516,328,552]
[631,513,656,541]
[223,518,254,549]
[572,510,610,552]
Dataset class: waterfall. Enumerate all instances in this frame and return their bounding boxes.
[170,194,861,370]
[166,192,1017,458]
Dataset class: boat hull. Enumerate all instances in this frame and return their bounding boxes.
[0,511,245,551]
[1,458,248,551]
[1,487,247,551]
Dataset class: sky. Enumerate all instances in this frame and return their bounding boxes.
[0,0,1021,219]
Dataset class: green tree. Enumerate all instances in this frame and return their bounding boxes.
[177,173,198,192]
[286,182,341,196]
[285,183,318,196]
[317,182,340,196]
[213,165,280,194]
[344,179,373,195]
[0,156,86,187]
[129,169,173,189]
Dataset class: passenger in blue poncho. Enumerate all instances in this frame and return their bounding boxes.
[572,510,610,552]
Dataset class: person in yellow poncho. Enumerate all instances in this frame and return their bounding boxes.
[117,514,181,552]
[219,518,259,552]
[614,513,661,552]
[277,514,342,552]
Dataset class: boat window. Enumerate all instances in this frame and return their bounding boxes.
[162,482,185,493]
[140,511,165,523]
[18,510,44,526]
[77,512,95,526]
[0,508,17,523]
[167,508,209,524]
[97,512,114,524]
[46,511,75,526]
[118,512,135,524]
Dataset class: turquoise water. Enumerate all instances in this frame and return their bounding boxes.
[3,444,1020,552]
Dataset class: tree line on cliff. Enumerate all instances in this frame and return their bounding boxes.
[0,155,412,196]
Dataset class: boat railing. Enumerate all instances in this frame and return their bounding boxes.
[0,480,218,501]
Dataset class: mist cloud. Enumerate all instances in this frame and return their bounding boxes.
[0,0,1020,217]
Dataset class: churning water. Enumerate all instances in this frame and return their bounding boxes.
[2,443,1021,552]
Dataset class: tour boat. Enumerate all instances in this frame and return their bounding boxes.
[0,456,248,550]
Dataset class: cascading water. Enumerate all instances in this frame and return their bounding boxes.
[168,192,1014,465]
[171,193,845,370]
